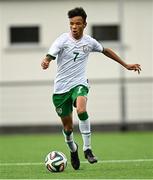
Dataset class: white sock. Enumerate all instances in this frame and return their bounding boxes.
[79,118,91,151]
[62,130,77,152]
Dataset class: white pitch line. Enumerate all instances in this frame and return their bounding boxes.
[0,159,153,166]
[100,159,153,163]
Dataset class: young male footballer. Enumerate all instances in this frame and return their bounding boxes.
[41,7,141,170]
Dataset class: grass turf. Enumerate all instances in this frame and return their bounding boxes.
[0,131,153,179]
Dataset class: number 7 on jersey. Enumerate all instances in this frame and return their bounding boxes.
[73,52,79,62]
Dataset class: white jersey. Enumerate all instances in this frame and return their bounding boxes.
[48,33,103,94]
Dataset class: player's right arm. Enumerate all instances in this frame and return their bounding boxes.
[41,33,66,70]
[41,54,54,70]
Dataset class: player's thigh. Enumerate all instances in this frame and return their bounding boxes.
[76,96,87,113]
[71,85,89,111]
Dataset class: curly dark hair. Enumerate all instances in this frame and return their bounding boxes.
[67,7,87,23]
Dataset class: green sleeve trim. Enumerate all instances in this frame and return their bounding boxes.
[46,54,56,60]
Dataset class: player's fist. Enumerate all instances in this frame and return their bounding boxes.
[126,64,141,74]
[41,59,50,70]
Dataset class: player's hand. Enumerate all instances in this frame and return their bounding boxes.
[41,59,50,70]
[126,64,141,74]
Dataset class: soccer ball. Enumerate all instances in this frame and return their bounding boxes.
[45,151,67,172]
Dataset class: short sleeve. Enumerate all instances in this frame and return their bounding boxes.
[91,37,104,52]
[47,34,65,59]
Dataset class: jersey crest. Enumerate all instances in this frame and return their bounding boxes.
[83,45,90,53]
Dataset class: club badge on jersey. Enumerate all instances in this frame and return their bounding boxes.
[83,45,90,53]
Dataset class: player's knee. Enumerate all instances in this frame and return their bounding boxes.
[78,111,89,121]
[62,122,73,132]
[61,116,73,132]
[77,106,86,114]
[63,126,73,132]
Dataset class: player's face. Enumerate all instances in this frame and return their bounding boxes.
[69,16,86,40]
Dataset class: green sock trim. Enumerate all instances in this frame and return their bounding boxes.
[78,111,89,121]
[63,129,72,136]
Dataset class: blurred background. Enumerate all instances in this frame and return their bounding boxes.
[0,0,152,133]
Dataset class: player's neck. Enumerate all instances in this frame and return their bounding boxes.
[70,32,83,41]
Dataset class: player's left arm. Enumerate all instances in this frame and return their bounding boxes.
[102,48,141,74]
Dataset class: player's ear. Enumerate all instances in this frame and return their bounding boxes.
[84,22,87,28]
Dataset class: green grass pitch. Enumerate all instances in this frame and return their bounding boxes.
[0,131,153,179]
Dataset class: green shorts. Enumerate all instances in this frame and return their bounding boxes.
[52,85,89,117]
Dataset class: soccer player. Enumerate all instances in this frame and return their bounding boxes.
[41,7,141,170]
